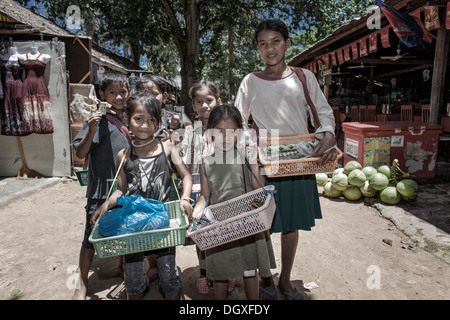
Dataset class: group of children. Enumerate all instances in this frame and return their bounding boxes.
[72,71,275,300]
[72,18,336,301]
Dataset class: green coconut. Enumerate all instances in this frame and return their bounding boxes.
[377,165,392,179]
[361,166,378,179]
[332,168,345,177]
[344,160,362,175]
[360,180,378,197]
[331,173,348,191]
[323,181,341,198]
[369,173,389,191]
[315,173,329,187]
[396,179,419,198]
[343,185,363,201]
[380,186,402,205]
[348,169,367,187]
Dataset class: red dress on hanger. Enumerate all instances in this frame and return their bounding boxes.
[1,58,25,135]
[22,53,53,134]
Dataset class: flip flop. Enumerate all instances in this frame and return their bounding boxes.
[259,281,277,300]
[278,286,299,300]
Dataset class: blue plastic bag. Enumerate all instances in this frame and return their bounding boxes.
[98,195,170,237]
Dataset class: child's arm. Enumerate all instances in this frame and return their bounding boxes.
[75,112,103,159]
[89,149,128,225]
[168,141,194,219]
[248,162,265,190]
[192,167,210,219]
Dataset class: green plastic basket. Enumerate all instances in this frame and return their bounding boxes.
[75,169,88,186]
[89,200,188,258]
[170,178,181,199]
[106,178,117,192]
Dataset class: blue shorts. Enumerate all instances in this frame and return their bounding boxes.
[123,247,181,296]
[82,199,105,250]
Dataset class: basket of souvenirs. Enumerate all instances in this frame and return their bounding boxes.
[258,134,342,178]
[187,185,276,251]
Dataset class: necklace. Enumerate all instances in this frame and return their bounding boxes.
[131,128,163,148]
[131,137,155,148]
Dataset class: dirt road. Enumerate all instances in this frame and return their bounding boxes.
[0,179,449,300]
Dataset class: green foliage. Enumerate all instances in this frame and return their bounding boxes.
[16,0,374,105]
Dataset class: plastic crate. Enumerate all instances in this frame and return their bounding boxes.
[89,200,188,258]
[187,185,276,250]
[258,134,342,178]
[75,169,88,186]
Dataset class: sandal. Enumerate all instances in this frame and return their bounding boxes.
[278,286,299,300]
[228,279,236,292]
[197,277,209,294]
[259,281,277,300]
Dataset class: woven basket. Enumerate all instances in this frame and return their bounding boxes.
[187,185,276,250]
[89,200,188,258]
[258,134,343,178]
[75,169,88,186]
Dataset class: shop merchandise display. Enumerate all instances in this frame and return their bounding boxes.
[0,46,25,135]
[0,42,53,136]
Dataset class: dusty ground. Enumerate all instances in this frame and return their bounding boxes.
[0,179,449,300]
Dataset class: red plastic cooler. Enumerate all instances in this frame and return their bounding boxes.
[342,121,443,182]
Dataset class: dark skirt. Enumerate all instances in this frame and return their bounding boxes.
[266,174,322,233]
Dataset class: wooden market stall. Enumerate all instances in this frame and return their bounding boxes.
[289,0,450,129]
[288,0,450,179]
[0,0,141,176]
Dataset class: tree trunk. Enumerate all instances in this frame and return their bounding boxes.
[161,0,200,114]
[180,0,200,113]
[228,26,235,102]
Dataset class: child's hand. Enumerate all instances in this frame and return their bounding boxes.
[180,199,194,220]
[86,112,103,132]
[95,99,115,115]
[90,206,104,225]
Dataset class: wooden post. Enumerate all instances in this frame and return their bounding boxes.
[430,24,450,124]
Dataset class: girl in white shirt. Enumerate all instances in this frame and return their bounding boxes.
[235,18,337,300]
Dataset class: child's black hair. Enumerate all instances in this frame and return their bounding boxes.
[136,74,167,93]
[125,91,162,127]
[98,71,130,92]
[254,18,290,47]
[207,104,243,130]
[189,80,220,101]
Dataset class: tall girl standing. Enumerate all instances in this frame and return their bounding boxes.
[234,18,336,299]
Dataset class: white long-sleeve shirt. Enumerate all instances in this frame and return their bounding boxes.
[234,68,335,139]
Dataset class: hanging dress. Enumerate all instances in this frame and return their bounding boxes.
[0,58,25,136]
[21,53,53,134]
